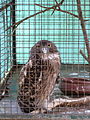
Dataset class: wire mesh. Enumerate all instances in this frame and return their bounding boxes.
[0,0,13,99]
[0,0,90,119]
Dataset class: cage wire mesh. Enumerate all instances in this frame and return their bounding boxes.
[0,0,13,98]
[0,0,90,119]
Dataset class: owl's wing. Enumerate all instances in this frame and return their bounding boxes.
[18,59,32,88]
[18,58,36,113]
[18,53,60,113]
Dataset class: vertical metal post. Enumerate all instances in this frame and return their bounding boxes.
[0,29,1,81]
[12,0,16,66]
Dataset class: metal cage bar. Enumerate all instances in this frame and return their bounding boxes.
[12,0,16,66]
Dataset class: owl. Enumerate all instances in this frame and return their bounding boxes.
[17,40,61,113]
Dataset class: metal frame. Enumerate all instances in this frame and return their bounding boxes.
[12,0,16,66]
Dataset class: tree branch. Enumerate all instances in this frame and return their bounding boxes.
[0,2,13,12]
[50,96,90,108]
[31,96,90,113]
[80,50,89,62]
[35,3,88,21]
[51,0,64,15]
[6,1,67,32]
[76,0,90,62]
[6,1,89,32]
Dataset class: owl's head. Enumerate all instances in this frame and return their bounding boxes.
[31,40,58,55]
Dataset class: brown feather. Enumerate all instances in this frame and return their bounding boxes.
[17,40,61,113]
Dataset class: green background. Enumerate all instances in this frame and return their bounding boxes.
[16,0,90,64]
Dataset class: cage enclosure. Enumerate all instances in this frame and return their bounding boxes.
[0,0,90,119]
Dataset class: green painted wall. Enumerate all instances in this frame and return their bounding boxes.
[16,0,90,64]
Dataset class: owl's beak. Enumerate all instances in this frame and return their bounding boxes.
[41,47,49,54]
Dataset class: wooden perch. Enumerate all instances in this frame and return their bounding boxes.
[49,96,90,109]
[31,96,90,113]
[76,0,90,63]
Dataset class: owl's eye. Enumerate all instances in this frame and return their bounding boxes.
[36,44,40,48]
[47,43,51,47]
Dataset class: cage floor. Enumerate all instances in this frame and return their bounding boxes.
[0,64,90,119]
